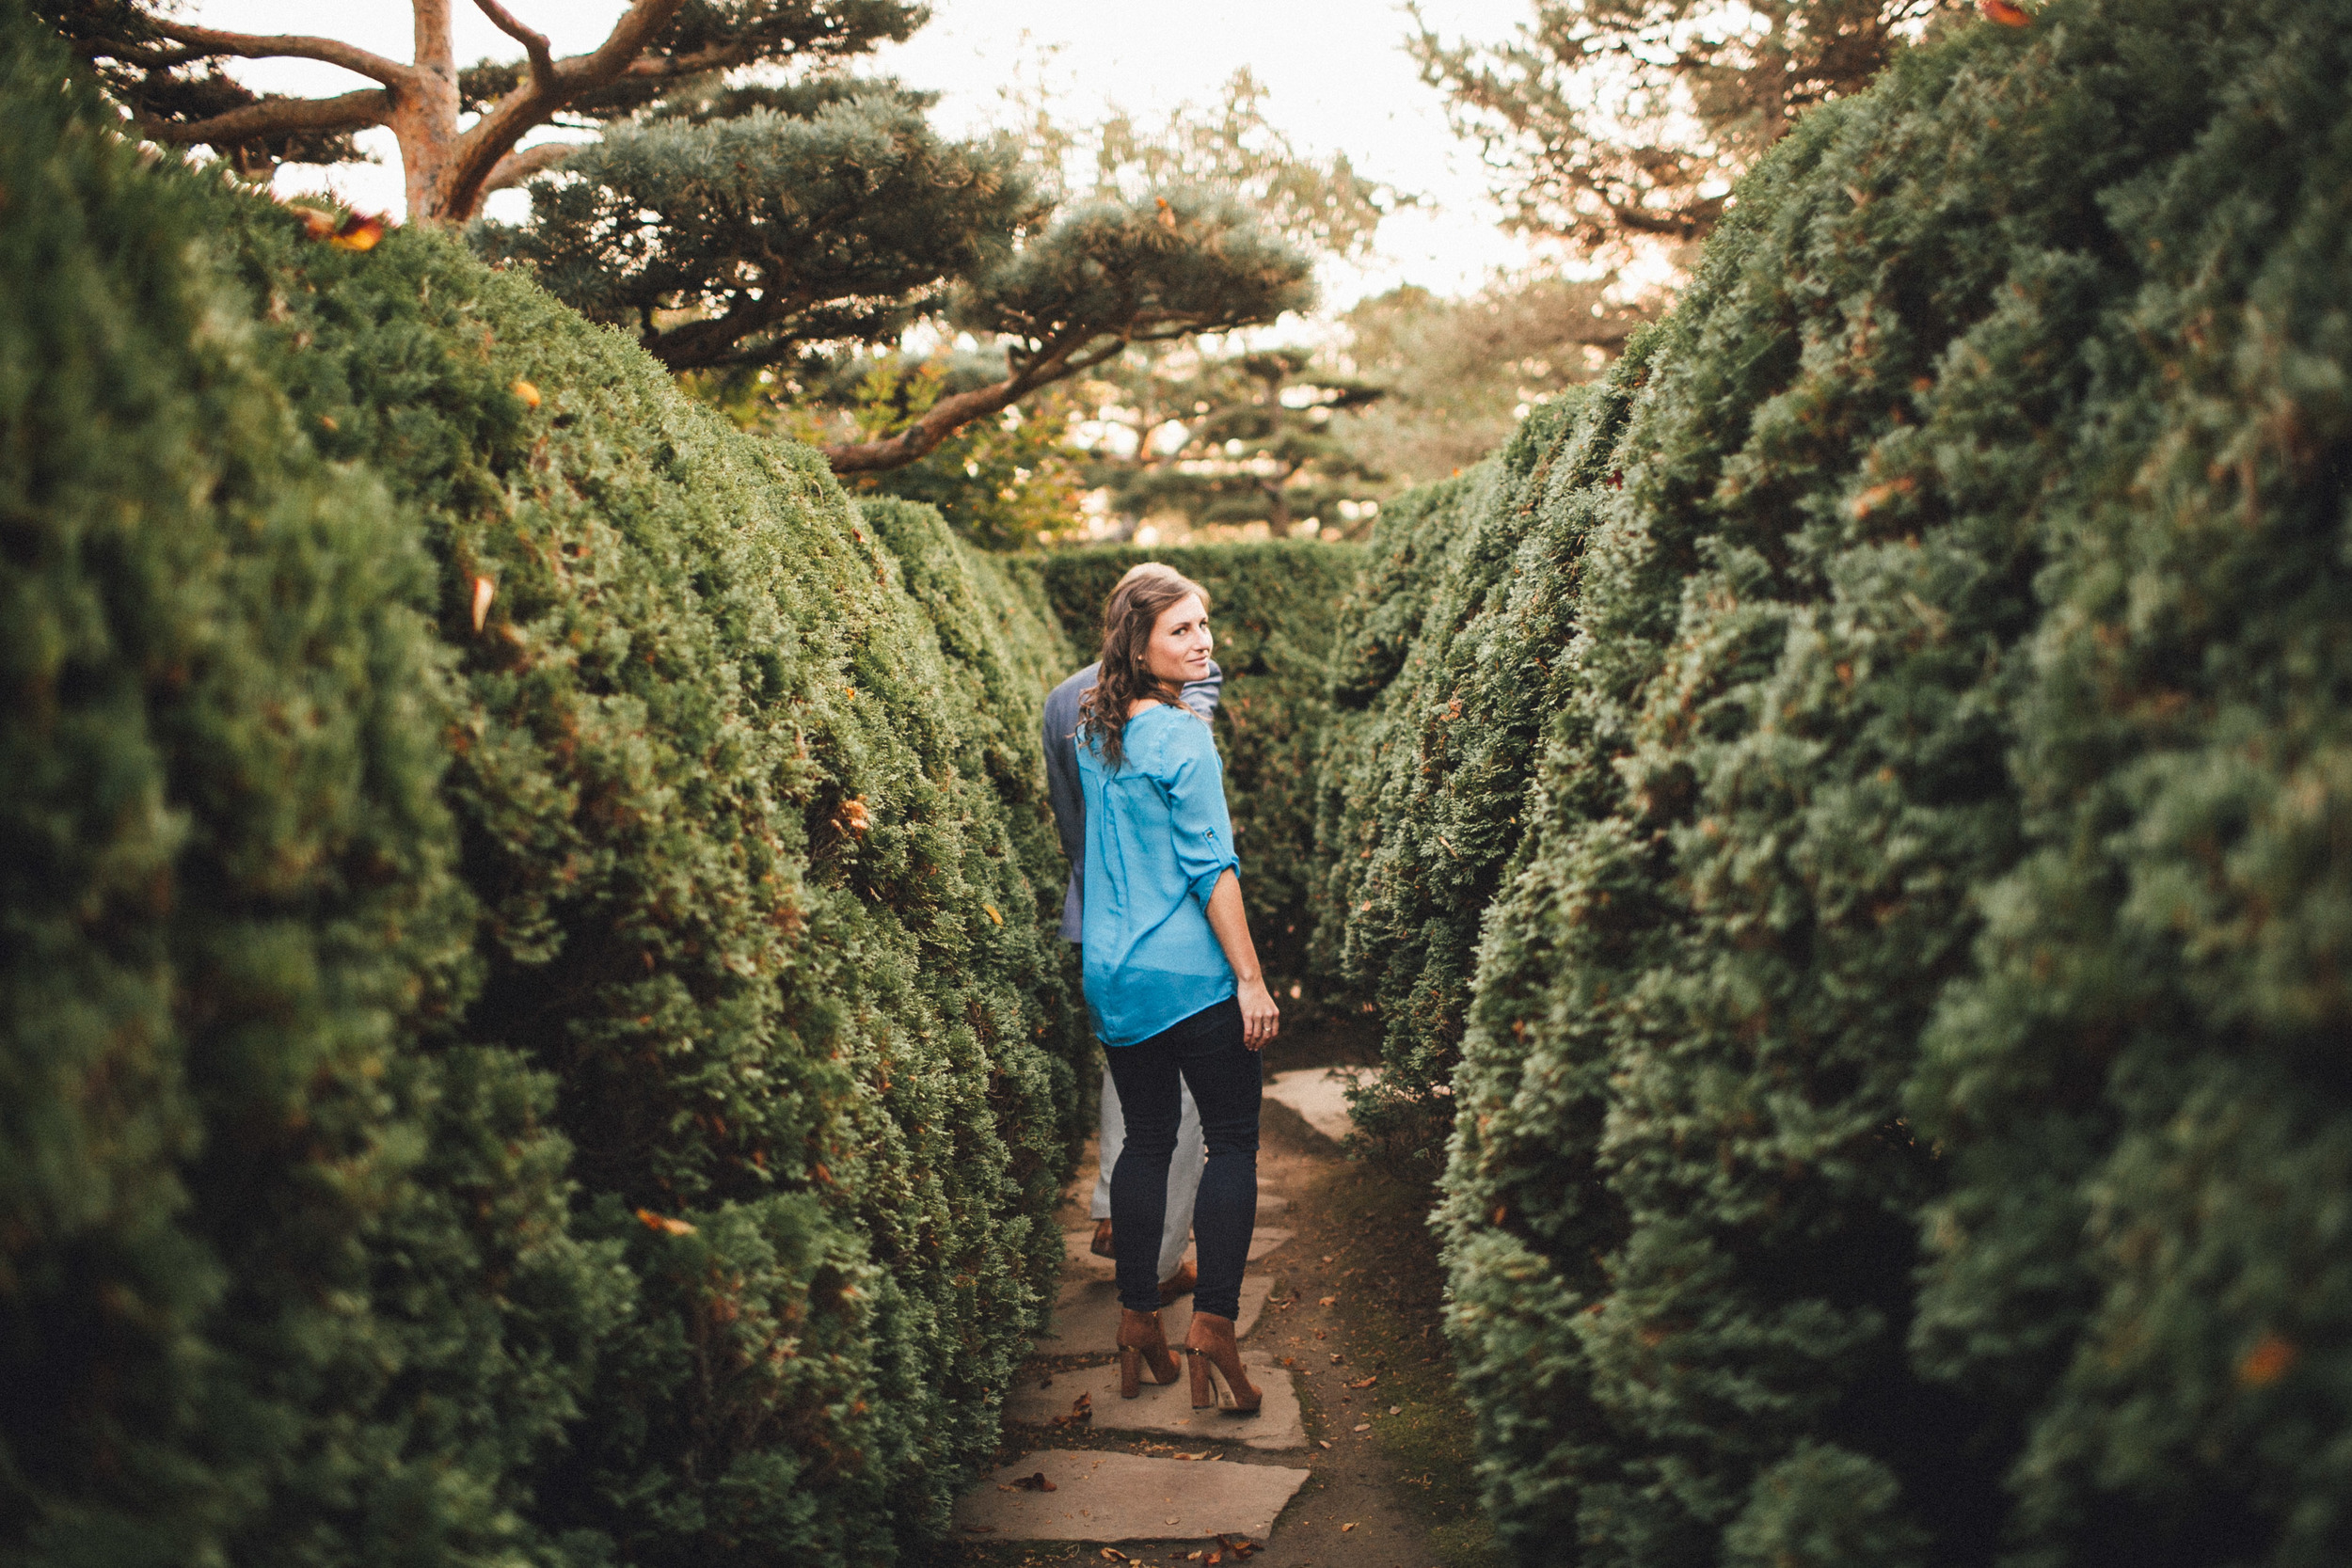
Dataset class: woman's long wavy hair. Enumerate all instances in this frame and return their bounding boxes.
[1078,563,1212,771]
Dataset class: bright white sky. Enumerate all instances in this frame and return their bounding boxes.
[191,0,1555,308]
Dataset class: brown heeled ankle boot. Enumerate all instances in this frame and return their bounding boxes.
[1117,1307,1179,1399]
[1183,1310,1263,1414]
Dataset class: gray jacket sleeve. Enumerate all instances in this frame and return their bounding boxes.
[1181,660,1224,721]
[1042,668,1089,870]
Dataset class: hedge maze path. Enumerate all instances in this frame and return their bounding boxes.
[953,1066,1451,1567]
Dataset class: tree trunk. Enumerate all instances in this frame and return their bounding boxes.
[391,0,462,222]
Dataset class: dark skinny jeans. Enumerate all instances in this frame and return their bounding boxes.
[1102,995,1261,1320]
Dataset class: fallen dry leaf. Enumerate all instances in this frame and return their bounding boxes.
[511,378,542,408]
[471,575,496,632]
[1318,1295,1338,1307]
[633,1207,694,1236]
[1346,1374,1377,1389]
[1005,1471,1056,1492]
[983,903,1003,926]
[1979,0,2031,22]
[2238,1333,2297,1387]
[1342,1522,1357,1532]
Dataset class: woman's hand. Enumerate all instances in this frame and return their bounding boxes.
[1205,870,1279,1050]
[1236,974,1281,1051]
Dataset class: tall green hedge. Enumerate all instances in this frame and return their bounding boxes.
[1025,541,1359,982]
[1906,2,2352,1560]
[230,219,1088,1567]
[1305,1,2352,1562]
[0,20,615,1565]
[1,9,1094,1561]
[1310,388,1618,1156]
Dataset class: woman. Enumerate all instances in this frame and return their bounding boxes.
[1075,564,1279,1412]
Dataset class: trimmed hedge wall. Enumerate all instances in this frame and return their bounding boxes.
[0,25,615,1566]
[1,13,1089,1563]
[1025,541,1359,982]
[1308,1,2352,1563]
[1311,388,1619,1155]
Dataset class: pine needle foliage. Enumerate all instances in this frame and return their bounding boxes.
[218,218,1090,1566]
[1310,386,1619,1163]
[1,10,1096,1561]
[1312,1,2352,1562]
[0,15,616,1565]
[1024,542,1360,982]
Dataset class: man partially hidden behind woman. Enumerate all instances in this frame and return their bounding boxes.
[1041,563,1278,1412]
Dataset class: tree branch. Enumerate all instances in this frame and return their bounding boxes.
[481,138,578,193]
[436,0,684,221]
[145,87,396,150]
[821,347,1088,475]
[470,0,555,89]
[150,22,414,88]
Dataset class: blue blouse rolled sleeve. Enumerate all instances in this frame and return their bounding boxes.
[1162,718,1240,909]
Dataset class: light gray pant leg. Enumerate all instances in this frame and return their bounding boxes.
[1090,1068,1120,1220]
[1091,1067,1207,1281]
[1160,1084,1204,1280]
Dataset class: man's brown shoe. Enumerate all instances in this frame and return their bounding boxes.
[1156,1260,1198,1306]
[1089,1218,1115,1259]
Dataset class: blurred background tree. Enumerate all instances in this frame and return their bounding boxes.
[1334,271,1654,489]
[1081,346,1385,540]
[1406,0,1967,252]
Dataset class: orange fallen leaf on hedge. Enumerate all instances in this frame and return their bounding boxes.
[2238,1332,2296,1387]
[471,575,496,632]
[512,378,542,408]
[291,204,388,249]
[634,1207,695,1236]
[1979,0,2032,23]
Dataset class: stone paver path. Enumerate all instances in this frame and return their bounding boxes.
[958,1062,1442,1561]
[953,1450,1311,1542]
[1262,1066,1380,1144]
[1007,1347,1306,1449]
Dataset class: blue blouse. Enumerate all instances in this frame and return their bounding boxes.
[1077,702,1242,1046]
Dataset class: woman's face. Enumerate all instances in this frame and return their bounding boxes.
[1142,593,1214,689]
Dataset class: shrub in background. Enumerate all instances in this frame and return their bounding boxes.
[0,15,614,1565]
[1026,541,1359,982]
[1423,1,2352,1564]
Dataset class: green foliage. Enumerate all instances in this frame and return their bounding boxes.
[773,356,1090,551]
[1407,0,1966,249]
[1303,2,2352,1564]
[475,87,1043,372]
[1025,542,1360,982]
[1309,387,1610,1162]
[222,210,1090,1565]
[1338,277,1650,490]
[1084,347,1385,535]
[1904,2,2352,1561]
[0,15,612,1565]
[2,14,1100,1561]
